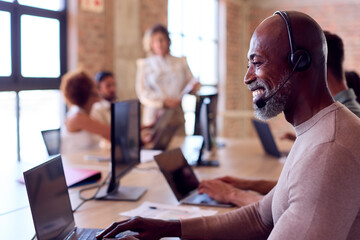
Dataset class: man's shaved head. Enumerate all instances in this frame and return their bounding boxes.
[245,11,331,125]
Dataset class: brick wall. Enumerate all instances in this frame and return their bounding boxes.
[76,0,114,79]
[219,0,360,138]
[74,0,167,100]
[112,0,168,100]
[247,1,360,72]
[72,0,359,138]
[218,0,257,138]
[139,0,168,43]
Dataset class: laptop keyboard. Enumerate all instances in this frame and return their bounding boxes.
[115,230,139,238]
[191,193,217,204]
[71,227,138,240]
[184,192,233,208]
[73,228,102,240]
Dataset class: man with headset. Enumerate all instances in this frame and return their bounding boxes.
[97,11,360,240]
[195,30,360,207]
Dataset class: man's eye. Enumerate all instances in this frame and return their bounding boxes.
[252,62,261,66]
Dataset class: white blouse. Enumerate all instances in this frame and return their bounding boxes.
[60,105,101,154]
[136,54,194,126]
[91,99,111,125]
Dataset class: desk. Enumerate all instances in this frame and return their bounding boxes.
[0,138,288,239]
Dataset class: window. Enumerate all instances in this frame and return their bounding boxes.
[0,10,11,76]
[21,15,61,78]
[0,92,17,162]
[0,0,66,163]
[168,0,219,134]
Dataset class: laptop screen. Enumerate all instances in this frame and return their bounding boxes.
[251,118,282,158]
[154,148,199,201]
[150,109,179,150]
[24,155,75,240]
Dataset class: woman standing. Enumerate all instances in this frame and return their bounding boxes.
[136,24,200,135]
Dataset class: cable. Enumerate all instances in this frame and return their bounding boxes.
[72,172,111,213]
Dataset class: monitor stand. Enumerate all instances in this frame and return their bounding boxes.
[191,158,219,167]
[96,186,147,201]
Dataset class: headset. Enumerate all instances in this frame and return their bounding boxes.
[255,11,312,108]
[274,11,311,72]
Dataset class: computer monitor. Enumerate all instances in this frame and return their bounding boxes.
[199,98,212,151]
[96,99,146,201]
[187,97,219,167]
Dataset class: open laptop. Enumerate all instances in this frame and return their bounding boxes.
[143,109,179,151]
[23,155,136,240]
[41,128,61,156]
[154,148,232,208]
[23,155,101,239]
[251,118,288,158]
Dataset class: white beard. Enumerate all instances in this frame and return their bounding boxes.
[254,71,293,120]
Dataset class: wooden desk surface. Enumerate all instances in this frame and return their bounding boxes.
[0,137,289,239]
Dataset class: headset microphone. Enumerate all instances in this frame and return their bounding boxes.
[255,56,302,108]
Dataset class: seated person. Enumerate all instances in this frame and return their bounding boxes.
[282,30,360,142]
[346,70,360,104]
[97,11,360,239]
[91,71,117,149]
[199,30,360,207]
[324,31,360,117]
[91,70,117,125]
[60,69,111,154]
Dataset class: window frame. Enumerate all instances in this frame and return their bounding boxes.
[0,0,67,91]
[0,0,67,162]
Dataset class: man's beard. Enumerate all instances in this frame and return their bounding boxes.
[254,72,293,121]
[104,94,116,102]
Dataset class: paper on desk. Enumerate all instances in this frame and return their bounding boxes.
[140,149,162,163]
[120,201,217,220]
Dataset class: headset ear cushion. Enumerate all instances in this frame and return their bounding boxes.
[289,49,311,71]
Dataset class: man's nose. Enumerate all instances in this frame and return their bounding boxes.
[244,67,256,85]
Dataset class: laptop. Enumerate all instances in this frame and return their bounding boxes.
[41,128,61,156]
[154,148,232,208]
[23,155,135,240]
[143,109,179,151]
[251,118,288,158]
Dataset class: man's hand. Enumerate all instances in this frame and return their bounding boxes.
[163,98,181,108]
[216,176,277,195]
[198,179,263,206]
[215,176,244,188]
[96,217,181,240]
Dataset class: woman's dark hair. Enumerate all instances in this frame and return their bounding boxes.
[60,70,95,108]
[150,24,171,44]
